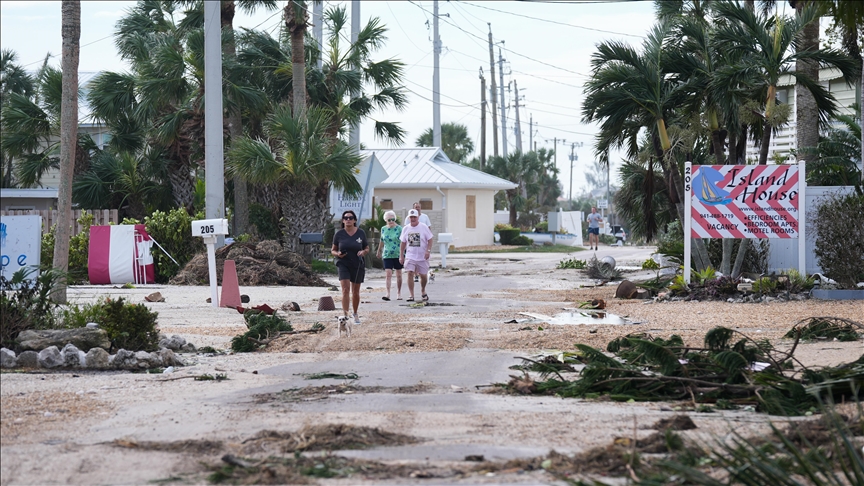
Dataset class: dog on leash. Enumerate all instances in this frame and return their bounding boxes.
[337,315,352,338]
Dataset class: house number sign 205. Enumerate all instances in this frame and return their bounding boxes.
[200,224,216,235]
[191,219,228,237]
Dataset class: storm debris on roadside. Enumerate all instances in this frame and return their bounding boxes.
[784,316,863,342]
[496,326,864,415]
[231,312,325,353]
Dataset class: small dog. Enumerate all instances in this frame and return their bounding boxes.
[336,315,352,338]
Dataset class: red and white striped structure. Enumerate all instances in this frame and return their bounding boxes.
[690,164,800,239]
[88,224,155,285]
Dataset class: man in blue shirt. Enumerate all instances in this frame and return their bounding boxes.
[587,207,602,251]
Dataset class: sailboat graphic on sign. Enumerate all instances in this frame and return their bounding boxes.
[693,167,733,206]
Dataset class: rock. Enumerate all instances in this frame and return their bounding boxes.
[144,292,165,303]
[61,343,86,367]
[280,301,301,312]
[17,350,38,368]
[18,328,110,353]
[1,348,17,368]
[85,348,111,369]
[135,351,151,368]
[727,298,735,303]
[159,335,186,351]
[38,346,63,368]
[156,348,184,367]
[113,349,137,369]
[86,322,99,329]
[764,296,775,303]
[144,351,163,368]
[180,343,196,353]
[241,294,250,303]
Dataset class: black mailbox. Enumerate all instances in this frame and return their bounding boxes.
[299,232,324,244]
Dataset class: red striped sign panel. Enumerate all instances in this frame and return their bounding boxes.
[690,165,800,239]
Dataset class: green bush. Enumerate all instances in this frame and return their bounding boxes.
[41,212,94,284]
[513,235,533,246]
[249,203,281,241]
[499,228,522,245]
[144,208,205,283]
[98,297,160,352]
[812,192,864,288]
[535,221,548,233]
[231,311,293,352]
[494,223,513,232]
[59,300,107,329]
[599,234,617,245]
[0,268,62,349]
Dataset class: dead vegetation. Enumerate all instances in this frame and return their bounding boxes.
[254,383,433,403]
[784,316,864,342]
[170,240,329,287]
[239,424,420,454]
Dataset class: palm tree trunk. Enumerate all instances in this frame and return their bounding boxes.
[728,127,738,164]
[759,120,772,165]
[280,180,325,253]
[222,1,248,235]
[287,1,307,114]
[167,162,196,210]
[795,1,820,164]
[53,0,80,304]
[731,238,749,278]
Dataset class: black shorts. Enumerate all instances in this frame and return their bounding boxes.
[383,258,403,270]
[588,228,600,235]
[337,264,365,283]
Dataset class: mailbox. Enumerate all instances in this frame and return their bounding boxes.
[191,219,229,237]
[437,233,453,243]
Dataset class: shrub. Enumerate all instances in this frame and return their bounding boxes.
[59,300,107,329]
[144,208,205,283]
[557,258,586,269]
[499,228,522,245]
[599,234,617,245]
[494,223,513,232]
[98,297,160,352]
[752,277,778,294]
[41,212,94,284]
[535,221,548,233]
[0,268,62,348]
[811,192,864,288]
[231,311,293,352]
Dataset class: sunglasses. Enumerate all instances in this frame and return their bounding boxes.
[386,218,396,222]
[342,216,356,220]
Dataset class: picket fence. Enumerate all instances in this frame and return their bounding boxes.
[0,209,120,236]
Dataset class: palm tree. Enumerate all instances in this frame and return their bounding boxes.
[800,112,862,186]
[714,1,857,165]
[53,0,80,304]
[227,106,362,252]
[416,122,475,163]
[828,0,864,183]
[486,151,542,226]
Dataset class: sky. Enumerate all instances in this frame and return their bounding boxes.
[0,0,659,197]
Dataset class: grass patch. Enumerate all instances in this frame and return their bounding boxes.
[310,258,337,274]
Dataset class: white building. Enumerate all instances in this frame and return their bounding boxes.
[361,147,517,248]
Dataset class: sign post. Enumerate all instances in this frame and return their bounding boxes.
[684,162,692,284]
[192,218,229,307]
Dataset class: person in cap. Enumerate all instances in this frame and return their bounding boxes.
[331,210,369,324]
[399,208,434,302]
[376,210,403,301]
[412,202,432,230]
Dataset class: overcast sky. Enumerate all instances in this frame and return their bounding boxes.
[0,0,660,196]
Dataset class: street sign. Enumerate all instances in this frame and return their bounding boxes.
[598,199,608,209]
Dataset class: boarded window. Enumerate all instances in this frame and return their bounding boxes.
[466,195,476,228]
[420,199,433,210]
[380,199,393,210]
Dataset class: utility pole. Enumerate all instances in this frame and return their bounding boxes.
[513,80,522,152]
[432,0,441,147]
[479,67,486,169]
[569,143,576,202]
[487,25,498,157]
[204,0,225,247]
[529,114,532,153]
[313,1,323,71]
[349,0,360,151]
[498,46,507,157]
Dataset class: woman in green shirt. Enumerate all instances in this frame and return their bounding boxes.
[376,210,403,301]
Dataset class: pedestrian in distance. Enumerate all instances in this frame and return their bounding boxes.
[587,207,602,251]
[399,209,434,302]
[376,210,403,301]
[331,210,370,324]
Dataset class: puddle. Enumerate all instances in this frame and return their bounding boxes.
[519,311,631,325]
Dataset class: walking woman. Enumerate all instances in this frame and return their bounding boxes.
[376,210,403,301]
[331,210,370,324]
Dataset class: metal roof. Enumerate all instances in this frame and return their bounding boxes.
[360,147,517,190]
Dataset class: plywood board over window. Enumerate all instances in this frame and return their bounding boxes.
[420,199,433,210]
[466,195,476,228]
[380,199,393,210]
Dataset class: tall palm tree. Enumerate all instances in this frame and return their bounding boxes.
[801,112,862,186]
[828,0,864,183]
[227,106,361,252]
[0,49,35,187]
[486,151,542,226]
[416,122,475,163]
[53,0,81,304]
[714,1,857,165]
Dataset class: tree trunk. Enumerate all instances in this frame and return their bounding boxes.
[759,120,771,165]
[279,180,327,253]
[728,127,738,164]
[711,129,726,165]
[52,0,80,304]
[795,1,820,164]
[731,238,749,278]
[222,1,248,235]
[167,162,196,210]
[287,1,307,115]
[721,238,732,275]
[508,190,518,227]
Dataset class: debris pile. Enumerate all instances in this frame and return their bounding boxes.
[170,240,328,287]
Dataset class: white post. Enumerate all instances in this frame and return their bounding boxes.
[684,162,693,284]
[798,160,806,275]
[349,0,360,151]
[432,0,441,147]
[204,236,218,307]
[313,1,323,71]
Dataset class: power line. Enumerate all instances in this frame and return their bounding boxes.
[457,1,644,39]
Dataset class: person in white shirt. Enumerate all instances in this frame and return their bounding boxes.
[399,209,434,302]
[413,202,432,229]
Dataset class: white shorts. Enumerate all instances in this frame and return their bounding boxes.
[404,259,430,275]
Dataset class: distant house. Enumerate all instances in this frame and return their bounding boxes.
[0,188,58,211]
[361,147,516,248]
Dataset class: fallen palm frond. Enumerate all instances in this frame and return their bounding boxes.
[297,372,359,380]
[502,326,863,415]
[784,316,863,342]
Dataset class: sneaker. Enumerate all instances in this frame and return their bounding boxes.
[353,313,361,325]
